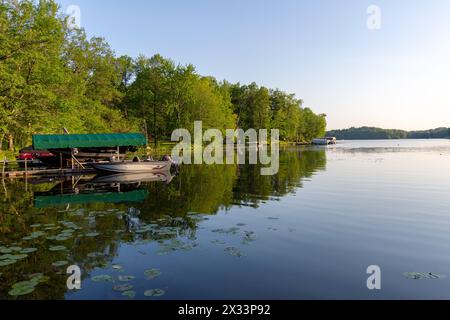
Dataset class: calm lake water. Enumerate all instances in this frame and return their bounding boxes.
[1,139,450,300]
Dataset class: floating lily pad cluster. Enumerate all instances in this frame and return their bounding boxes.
[89,266,165,299]
[156,239,197,255]
[211,240,226,245]
[144,268,161,279]
[224,246,245,258]
[144,288,165,297]
[113,283,133,292]
[8,274,50,296]
[0,246,34,267]
[49,245,67,252]
[118,275,135,282]
[87,252,104,259]
[212,227,241,235]
[22,231,46,241]
[241,231,256,245]
[122,290,136,298]
[91,274,114,282]
[52,260,69,268]
[112,264,124,272]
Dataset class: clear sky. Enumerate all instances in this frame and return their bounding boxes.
[56,0,450,130]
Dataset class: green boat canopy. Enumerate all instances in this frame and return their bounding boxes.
[32,133,147,150]
[34,190,149,208]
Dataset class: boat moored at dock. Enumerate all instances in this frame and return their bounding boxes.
[90,159,173,174]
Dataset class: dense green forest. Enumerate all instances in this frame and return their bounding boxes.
[0,0,326,151]
[327,127,450,140]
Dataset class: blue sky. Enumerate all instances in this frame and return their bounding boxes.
[57,0,450,130]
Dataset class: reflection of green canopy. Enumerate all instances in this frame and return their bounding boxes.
[32,133,147,150]
[34,190,149,208]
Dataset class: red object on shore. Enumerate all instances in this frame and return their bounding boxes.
[16,148,54,161]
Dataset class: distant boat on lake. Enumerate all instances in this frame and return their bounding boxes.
[312,137,337,145]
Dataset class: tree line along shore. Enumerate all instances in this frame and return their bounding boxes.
[326,127,450,140]
[0,0,327,154]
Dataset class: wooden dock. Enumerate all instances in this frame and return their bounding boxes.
[3,168,96,178]
[1,158,96,178]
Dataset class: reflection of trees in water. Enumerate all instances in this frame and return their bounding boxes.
[137,149,327,214]
[0,149,326,299]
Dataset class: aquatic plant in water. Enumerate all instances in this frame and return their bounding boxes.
[144,289,165,297]
[224,247,245,257]
[8,274,49,297]
[52,261,69,267]
[112,265,124,271]
[118,275,135,282]
[49,246,67,252]
[91,275,113,282]
[113,283,133,292]
[122,290,136,299]
[21,248,37,254]
[144,268,162,279]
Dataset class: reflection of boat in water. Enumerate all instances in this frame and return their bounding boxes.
[92,172,174,184]
[34,189,149,208]
[33,171,175,208]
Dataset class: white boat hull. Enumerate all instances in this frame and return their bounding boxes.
[93,172,174,184]
[91,161,172,173]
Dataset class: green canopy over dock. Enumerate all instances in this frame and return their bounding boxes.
[32,133,147,150]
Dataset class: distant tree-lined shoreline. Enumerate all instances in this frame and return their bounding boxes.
[326,127,450,140]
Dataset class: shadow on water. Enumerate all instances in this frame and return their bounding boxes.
[0,148,326,299]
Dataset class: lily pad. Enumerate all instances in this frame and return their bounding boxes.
[91,274,113,282]
[0,248,13,254]
[29,274,50,284]
[21,248,37,254]
[30,224,42,228]
[49,245,67,252]
[87,252,103,258]
[112,265,124,271]
[144,289,165,297]
[113,283,133,292]
[122,290,136,299]
[118,275,135,282]
[224,247,245,257]
[404,272,445,280]
[29,231,46,238]
[55,235,72,241]
[211,240,226,245]
[0,259,17,267]
[52,261,69,267]
[9,254,28,260]
[85,232,100,238]
[144,268,161,279]
[8,276,46,297]
[8,285,35,296]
